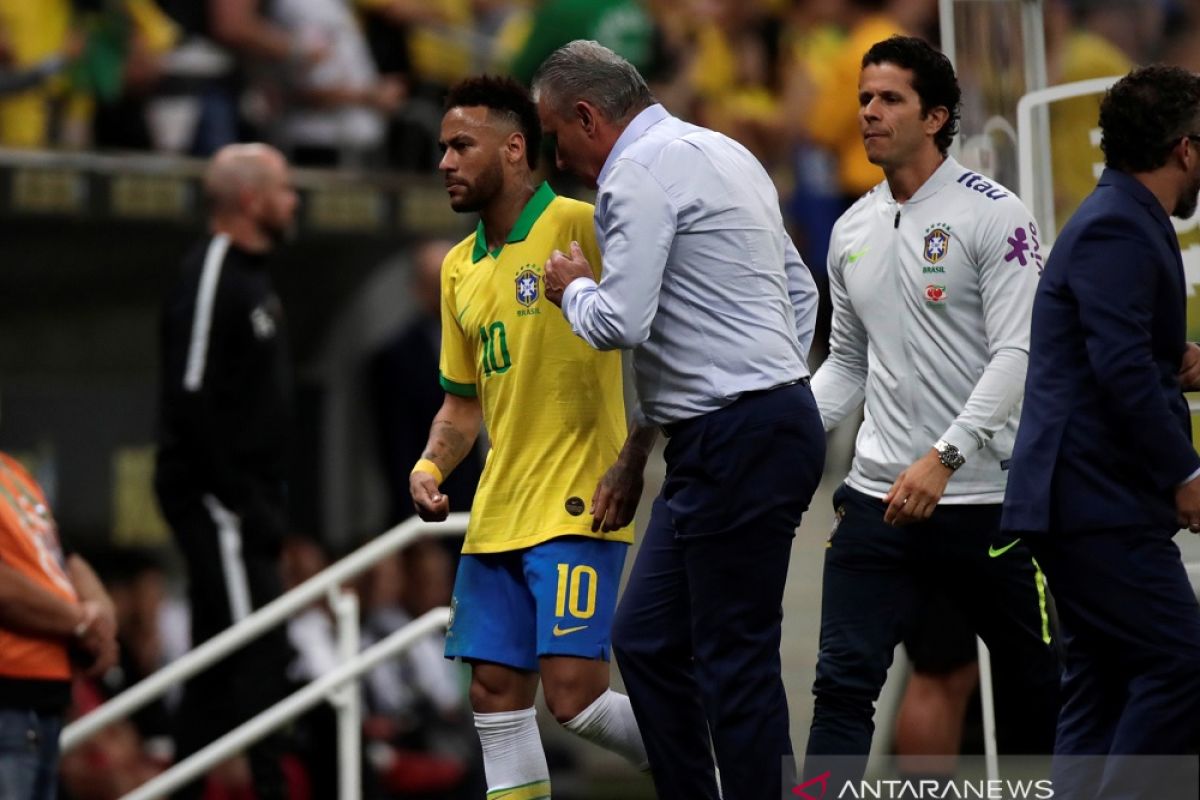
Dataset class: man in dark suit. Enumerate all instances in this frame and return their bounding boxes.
[1003,65,1200,797]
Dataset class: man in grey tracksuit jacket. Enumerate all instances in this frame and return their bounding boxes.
[803,36,1060,785]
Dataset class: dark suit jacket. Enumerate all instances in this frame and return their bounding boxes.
[1002,168,1200,533]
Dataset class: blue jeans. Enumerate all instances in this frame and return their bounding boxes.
[0,709,63,800]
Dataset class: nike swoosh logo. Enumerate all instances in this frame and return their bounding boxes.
[552,624,588,636]
[847,247,870,264]
[456,304,470,323]
[988,538,1021,558]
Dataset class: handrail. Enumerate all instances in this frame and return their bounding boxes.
[1017,76,1122,247]
[61,512,470,753]
[121,607,452,800]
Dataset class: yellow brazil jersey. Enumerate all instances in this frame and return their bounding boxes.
[439,182,630,554]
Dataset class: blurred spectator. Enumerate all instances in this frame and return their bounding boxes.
[278,536,343,799]
[357,544,482,798]
[0,0,75,146]
[207,0,329,64]
[0,449,119,800]
[1045,0,1136,228]
[0,22,82,98]
[154,143,299,800]
[59,551,192,799]
[369,239,484,530]
[773,0,848,270]
[405,0,474,93]
[280,536,477,798]
[359,544,461,726]
[270,0,406,167]
[668,0,782,159]
[474,0,530,64]
[71,0,181,151]
[280,537,336,685]
[157,0,328,155]
[59,681,162,799]
[509,0,655,85]
[358,0,522,171]
[1070,0,1165,65]
[799,1,935,205]
[356,0,420,167]
[86,549,175,754]
[765,0,933,356]
[1164,3,1200,72]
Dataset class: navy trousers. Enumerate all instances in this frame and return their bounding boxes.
[1028,527,1200,800]
[611,381,825,800]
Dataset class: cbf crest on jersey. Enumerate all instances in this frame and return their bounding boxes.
[923,225,952,264]
[516,267,540,307]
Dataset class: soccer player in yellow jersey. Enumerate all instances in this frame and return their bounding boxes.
[409,75,649,799]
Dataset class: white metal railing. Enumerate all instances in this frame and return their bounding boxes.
[1017,76,1123,246]
[124,607,451,800]
[61,513,470,798]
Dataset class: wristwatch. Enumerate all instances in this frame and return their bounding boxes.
[934,439,966,471]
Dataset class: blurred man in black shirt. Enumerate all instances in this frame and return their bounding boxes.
[155,142,298,800]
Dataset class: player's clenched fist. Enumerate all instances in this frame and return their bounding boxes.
[410,471,450,521]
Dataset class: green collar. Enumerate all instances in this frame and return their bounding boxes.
[471,181,557,263]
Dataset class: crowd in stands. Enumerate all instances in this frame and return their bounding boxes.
[4,1,1200,797]
[5,0,1198,284]
[49,537,482,799]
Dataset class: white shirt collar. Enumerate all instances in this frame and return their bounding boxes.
[598,103,671,186]
[881,154,961,206]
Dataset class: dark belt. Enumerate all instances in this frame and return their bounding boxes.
[660,377,809,438]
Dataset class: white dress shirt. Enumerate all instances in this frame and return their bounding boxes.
[561,104,819,425]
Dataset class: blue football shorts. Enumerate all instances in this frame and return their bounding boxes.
[444,535,628,671]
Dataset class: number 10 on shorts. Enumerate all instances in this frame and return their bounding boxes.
[555,563,597,619]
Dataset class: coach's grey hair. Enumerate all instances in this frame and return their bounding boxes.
[531,40,654,124]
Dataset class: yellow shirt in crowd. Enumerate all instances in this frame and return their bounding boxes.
[806,13,904,198]
[1050,31,1132,229]
[0,0,72,146]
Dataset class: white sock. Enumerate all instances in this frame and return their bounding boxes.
[562,689,649,771]
[474,707,551,798]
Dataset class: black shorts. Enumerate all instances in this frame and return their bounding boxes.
[904,585,979,674]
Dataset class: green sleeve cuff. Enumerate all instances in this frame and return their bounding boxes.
[439,373,477,397]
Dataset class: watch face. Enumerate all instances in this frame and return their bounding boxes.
[940,448,965,470]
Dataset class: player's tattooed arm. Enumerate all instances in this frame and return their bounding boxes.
[421,394,483,479]
[618,418,658,469]
[411,394,482,521]
[591,412,658,532]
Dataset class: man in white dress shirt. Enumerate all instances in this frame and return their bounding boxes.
[534,39,824,800]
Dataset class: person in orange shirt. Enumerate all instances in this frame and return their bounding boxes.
[0,450,118,800]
